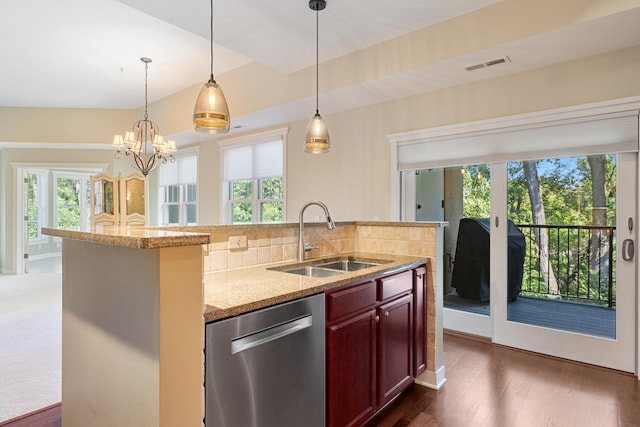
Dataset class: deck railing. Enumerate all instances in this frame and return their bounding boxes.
[515,224,615,308]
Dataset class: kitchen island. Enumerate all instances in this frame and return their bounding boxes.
[42,225,210,427]
[43,220,445,426]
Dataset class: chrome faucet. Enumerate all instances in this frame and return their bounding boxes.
[298,200,335,261]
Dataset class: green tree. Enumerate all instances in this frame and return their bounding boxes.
[57,178,82,228]
[506,156,617,306]
[27,174,41,239]
[232,180,253,223]
[462,164,491,218]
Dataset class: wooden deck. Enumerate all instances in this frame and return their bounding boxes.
[444,294,616,339]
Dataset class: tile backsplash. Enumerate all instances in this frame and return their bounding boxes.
[203,223,356,272]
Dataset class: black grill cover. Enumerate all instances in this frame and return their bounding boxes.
[451,218,525,302]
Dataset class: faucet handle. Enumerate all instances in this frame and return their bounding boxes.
[304,244,318,253]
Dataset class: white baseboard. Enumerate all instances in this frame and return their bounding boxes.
[28,252,62,261]
[415,365,446,390]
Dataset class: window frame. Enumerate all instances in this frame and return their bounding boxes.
[26,170,49,243]
[52,171,91,230]
[219,127,288,224]
[158,149,199,226]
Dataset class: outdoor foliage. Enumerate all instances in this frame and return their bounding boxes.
[232,177,284,223]
[27,175,90,240]
[57,178,84,228]
[462,165,491,218]
[27,174,41,239]
[461,156,617,306]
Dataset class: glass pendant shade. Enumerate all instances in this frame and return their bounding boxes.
[193,76,230,134]
[304,111,330,153]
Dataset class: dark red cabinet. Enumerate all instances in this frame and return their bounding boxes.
[327,309,377,427]
[326,266,426,427]
[378,293,413,406]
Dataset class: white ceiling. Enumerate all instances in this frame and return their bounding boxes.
[0,0,502,109]
[1,0,639,131]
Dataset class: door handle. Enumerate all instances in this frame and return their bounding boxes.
[622,239,634,261]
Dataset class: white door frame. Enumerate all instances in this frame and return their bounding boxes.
[390,97,640,377]
[12,162,107,275]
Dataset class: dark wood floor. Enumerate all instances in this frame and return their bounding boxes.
[371,332,640,427]
[0,404,60,427]
[3,332,639,427]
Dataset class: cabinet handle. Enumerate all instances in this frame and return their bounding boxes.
[384,311,389,317]
[375,315,380,323]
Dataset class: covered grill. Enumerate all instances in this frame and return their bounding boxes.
[451,218,525,302]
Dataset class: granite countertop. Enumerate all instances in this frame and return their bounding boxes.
[41,225,211,249]
[204,252,427,322]
[155,220,447,233]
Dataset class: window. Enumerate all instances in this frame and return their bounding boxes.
[54,173,91,229]
[27,171,48,242]
[159,151,198,225]
[221,129,286,224]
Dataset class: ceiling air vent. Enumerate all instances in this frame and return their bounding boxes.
[465,56,511,72]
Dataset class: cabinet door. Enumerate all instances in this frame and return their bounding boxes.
[413,266,427,376]
[120,173,147,226]
[327,309,377,427]
[378,293,413,406]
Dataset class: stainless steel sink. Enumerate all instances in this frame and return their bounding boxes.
[314,260,381,271]
[278,266,345,277]
[272,258,387,277]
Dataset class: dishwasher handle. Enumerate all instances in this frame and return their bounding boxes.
[231,314,313,354]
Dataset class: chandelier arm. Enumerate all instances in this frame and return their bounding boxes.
[145,152,159,175]
[131,152,147,176]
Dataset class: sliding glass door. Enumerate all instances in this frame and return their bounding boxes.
[394,101,639,373]
[491,153,636,372]
[435,153,636,371]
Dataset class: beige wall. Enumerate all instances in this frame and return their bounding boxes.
[201,45,640,226]
[0,108,134,145]
[284,45,640,222]
[2,45,639,272]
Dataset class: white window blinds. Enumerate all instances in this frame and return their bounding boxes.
[223,139,283,181]
[392,110,639,171]
[159,152,197,185]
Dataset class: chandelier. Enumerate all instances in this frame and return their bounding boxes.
[113,57,176,176]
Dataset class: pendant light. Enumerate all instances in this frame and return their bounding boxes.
[193,0,230,134]
[304,0,330,154]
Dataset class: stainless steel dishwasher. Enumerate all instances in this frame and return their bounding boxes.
[205,293,325,427]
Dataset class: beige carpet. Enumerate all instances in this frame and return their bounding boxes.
[0,272,61,422]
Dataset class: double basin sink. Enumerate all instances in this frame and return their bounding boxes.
[271,258,389,277]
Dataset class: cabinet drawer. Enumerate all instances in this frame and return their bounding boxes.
[327,280,376,322]
[377,270,412,301]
